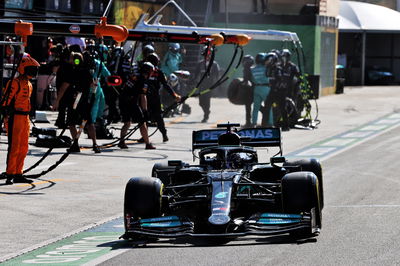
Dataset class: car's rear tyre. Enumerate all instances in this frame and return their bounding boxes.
[151,162,175,185]
[281,172,322,238]
[284,158,324,209]
[124,177,163,231]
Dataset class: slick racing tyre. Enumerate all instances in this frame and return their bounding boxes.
[281,172,322,238]
[227,78,252,105]
[284,158,324,209]
[151,162,176,185]
[285,97,301,128]
[124,177,163,230]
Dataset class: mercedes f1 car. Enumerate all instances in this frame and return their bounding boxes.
[122,123,323,241]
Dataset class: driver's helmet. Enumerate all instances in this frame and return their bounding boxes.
[227,152,243,169]
[227,151,254,169]
[218,132,241,146]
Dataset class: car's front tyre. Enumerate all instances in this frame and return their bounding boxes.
[281,171,322,238]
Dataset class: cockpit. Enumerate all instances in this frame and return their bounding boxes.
[199,147,258,170]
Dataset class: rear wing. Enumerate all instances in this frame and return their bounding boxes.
[192,127,281,150]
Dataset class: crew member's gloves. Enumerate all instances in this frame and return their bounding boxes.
[173,93,181,102]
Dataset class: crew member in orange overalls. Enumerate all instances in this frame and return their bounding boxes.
[2,56,40,184]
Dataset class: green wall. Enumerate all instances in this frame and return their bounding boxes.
[210,22,320,78]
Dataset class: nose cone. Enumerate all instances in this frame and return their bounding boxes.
[208,214,230,225]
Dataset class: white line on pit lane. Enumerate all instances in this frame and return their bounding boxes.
[81,249,131,266]
[327,205,400,208]
[0,214,122,263]
[318,121,400,162]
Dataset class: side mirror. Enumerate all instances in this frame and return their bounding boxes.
[106,75,122,87]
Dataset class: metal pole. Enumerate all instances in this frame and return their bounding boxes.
[0,0,4,95]
[102,0,114,19]
[361,31,366,86]
[0,35,3,97]
[147,0,197,27]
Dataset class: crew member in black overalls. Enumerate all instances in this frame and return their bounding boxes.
[261,52,289,131]
[146,53,180,142]
[193,47,220,123]
[118,62,156,150]
[54,47,72,128]
[105,45,124,123]
[281,49,300,101]
[242,55,255,127]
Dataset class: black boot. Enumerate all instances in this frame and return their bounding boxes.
[93,145,101,153]
[118,142,128,149]
[4,174,13,185]
[161,131,169,142]
[68,141,80,153]
[13,175,33,184]
[201,113,209,123]
[162,134,169,142]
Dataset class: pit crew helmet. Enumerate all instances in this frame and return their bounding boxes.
[96,44,109,62]
[71,52,83,66]
[242,54,255,68]
[281,49,291,64]
[18,56,40,77]
[140,61,155,76]
[146,53,160,67]
[265,52,278,65]
[282,49,291,58]
[255,53,267,65]
[82,51,96,71]
[142,45,155,58]
[169,43,180,53]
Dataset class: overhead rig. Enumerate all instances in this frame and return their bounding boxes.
[135,13,300,43]
[0,17,251,47]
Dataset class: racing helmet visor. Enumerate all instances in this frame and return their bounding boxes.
[24,66,39,78]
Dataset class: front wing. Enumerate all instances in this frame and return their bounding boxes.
[122,212,316,239]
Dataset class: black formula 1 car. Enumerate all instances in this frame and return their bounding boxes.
[122,123,323,241]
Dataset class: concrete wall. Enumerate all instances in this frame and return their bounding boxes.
[219,0,340,16]
[342,0,397,10]
[219,0,316,15]
[321,0,340,17]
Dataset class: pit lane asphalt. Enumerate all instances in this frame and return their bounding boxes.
[98,120,400,266]
[1,86,400,264]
